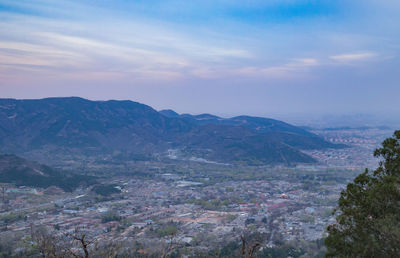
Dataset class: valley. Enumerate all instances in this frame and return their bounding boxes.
[0,98,394,256]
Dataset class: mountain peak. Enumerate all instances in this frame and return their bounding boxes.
[159,109,180,118]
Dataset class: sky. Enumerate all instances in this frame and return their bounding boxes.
[0,0,399,118]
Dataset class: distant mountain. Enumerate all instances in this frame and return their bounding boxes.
[0,97,192,154]
[160,111,340,150]
[161,111,315,135]
[0,97,342,165]
[0,154,93,191]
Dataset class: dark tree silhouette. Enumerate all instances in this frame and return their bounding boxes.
[325,130,400,257]
[240,235,261,258]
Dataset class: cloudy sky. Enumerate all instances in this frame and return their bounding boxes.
[0,0,399,117]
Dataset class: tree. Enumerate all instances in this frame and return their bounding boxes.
[162,232,178,258]
[67,228,95,258]
[30,225,69,258]
[325,130,400,257]
[240,235,261,258]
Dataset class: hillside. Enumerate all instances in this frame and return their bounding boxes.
[0,154,93,191]
[160,111,341,149]
[0,98,342,165]
[175,124,316,165]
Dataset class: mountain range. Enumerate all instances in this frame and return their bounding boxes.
[0,97,343,165]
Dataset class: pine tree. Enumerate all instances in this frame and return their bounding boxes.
[325,130,400,257]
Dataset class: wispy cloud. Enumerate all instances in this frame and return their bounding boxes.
[330,52,377,62]
[1,0,400,116]
[0,7,254,82]
[235,58,319,79]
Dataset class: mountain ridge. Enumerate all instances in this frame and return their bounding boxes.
[0,97,343,165]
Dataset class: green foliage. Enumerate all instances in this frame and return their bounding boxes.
[188,198,226,210]
[156,223,178,237]
[225,186,234,192]
[225,214,238,222]
[0,212,25,224]
[217,241,240,257]
[92,184,121,196]
[101,211,122,223]
[325,130,400,257]
[247,224,257,231]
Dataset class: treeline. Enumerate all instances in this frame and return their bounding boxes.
[0,226,325,258]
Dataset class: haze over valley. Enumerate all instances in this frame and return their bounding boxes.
[1,0,399,257]
[0,96,394,256]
